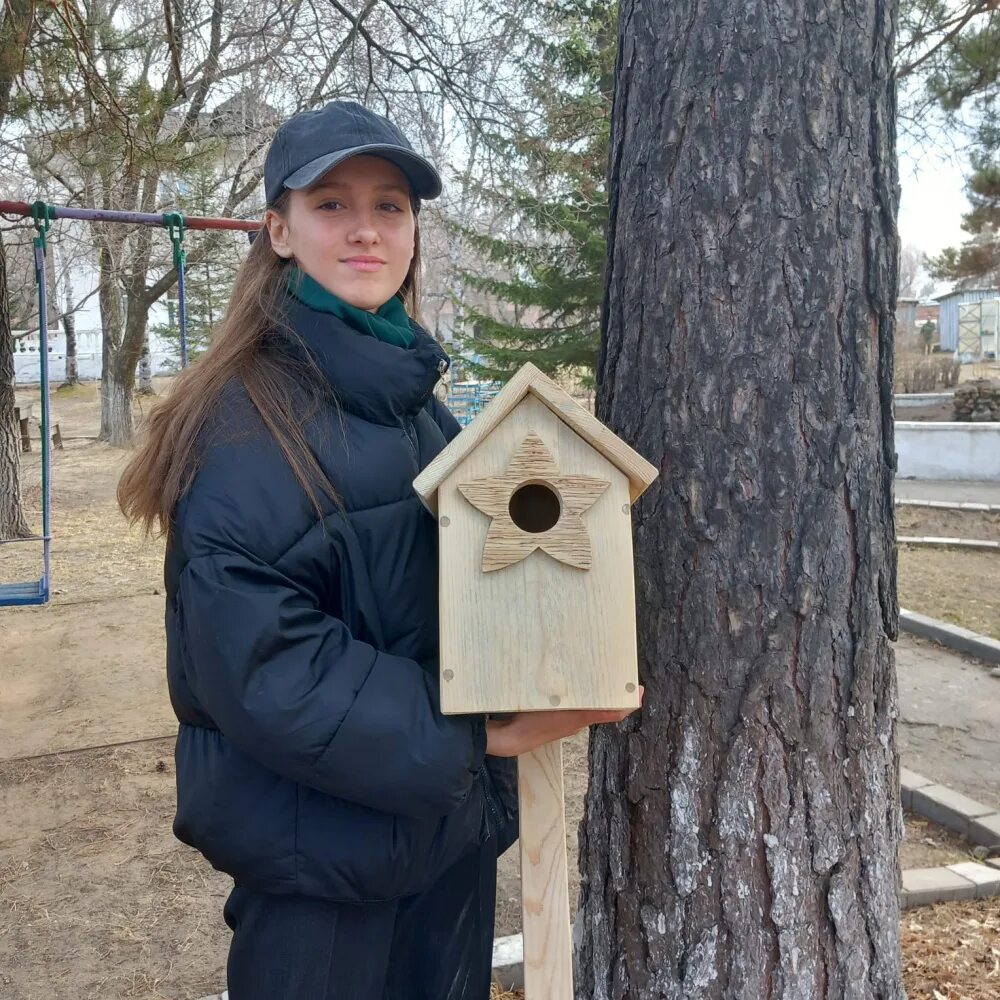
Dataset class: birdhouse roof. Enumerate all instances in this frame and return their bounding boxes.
[414,363,658,514]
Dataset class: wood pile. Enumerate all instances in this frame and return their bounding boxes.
[953,379,1000,422]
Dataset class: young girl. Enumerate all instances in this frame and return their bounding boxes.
[118,100,640,1000]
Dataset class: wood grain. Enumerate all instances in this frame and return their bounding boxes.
[413,363,658,514]
[439,395,641,714]
[519,739,573,1000]
[457,431,610,572]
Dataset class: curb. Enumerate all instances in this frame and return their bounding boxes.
[895,498,1000,513]
[897,536,1000,551]
[900,863,1000,908]
[899,608,1000,665]
[901,768,1000,849]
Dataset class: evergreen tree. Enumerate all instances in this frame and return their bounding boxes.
[452,1,616,385]
[151,164,245,366]
[922,13,1000,286]
[924,143,1000,286]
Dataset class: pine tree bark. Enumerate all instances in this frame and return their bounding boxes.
[576,2,903,998]
[0,229,30,538]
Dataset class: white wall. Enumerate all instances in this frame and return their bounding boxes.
[12,302,178,385]
[896,422,1000,481]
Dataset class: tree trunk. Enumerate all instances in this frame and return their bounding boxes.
[136,329,153,395]
[96,189,157,443]
[62,264,79,387]
[576,2,903,998]
[62,308,78,386]
[97,240,137,445]
[102,309,149,445]
[0,229,30,538]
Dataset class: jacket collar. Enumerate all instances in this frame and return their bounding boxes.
[279,293,450,425]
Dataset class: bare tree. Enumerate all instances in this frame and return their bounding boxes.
[898,242,924,297]
[7,0,539,443]
[0,0,36,539]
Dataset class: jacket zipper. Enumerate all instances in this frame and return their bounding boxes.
[479,761,504,832]
[402,418,418,462]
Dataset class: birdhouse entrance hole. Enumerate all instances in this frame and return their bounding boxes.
[509,481,561,534]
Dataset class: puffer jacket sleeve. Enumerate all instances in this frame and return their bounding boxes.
[172,419,487,821]
[428,396,462,443]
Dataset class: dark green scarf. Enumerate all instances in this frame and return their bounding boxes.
[286,266,415,349]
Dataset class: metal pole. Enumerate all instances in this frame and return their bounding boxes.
[0,200,261,233]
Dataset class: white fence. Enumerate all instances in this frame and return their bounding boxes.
[896,422,1000,481]
[13,351,177,384]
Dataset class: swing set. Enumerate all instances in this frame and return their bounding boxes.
[0,199,259,608]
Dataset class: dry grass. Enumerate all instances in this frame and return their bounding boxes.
[902,899,1000,1000]
[896,508,1000,543]
[898,546,1000,641]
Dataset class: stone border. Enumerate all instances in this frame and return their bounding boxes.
[895,498,1000,513]
[900,863,1000,908]
[897,536,1000,551]
[901,768,1000,849]
[899,608,1000,665]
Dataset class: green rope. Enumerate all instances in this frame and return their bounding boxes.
[162,211,186,270]
[30,200,54,253]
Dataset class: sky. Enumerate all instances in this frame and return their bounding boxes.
[898,151,969,259]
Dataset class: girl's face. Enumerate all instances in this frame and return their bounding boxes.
[265,154,416,312]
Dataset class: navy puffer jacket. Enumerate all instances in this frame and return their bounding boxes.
[164,293,518,903]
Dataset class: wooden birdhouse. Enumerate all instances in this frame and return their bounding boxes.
[414,361,658,714]
[415,363,658,999]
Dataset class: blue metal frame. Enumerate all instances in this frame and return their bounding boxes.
[0,203,53,607]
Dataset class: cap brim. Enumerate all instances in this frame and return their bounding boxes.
[283,144,442,200]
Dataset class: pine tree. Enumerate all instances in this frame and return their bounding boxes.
[150,165,244,367]
[922,15,1000,286]
[925,143,1000,286]
[452,1,616,386]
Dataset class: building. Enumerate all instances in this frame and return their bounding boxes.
[915,301,940,328]
[933,287,1000,352]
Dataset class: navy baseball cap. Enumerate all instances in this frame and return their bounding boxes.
[264,100,442,207]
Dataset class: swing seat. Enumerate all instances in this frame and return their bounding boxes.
[0,577,48,607]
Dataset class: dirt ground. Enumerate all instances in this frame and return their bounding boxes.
[2,379,999,998]
[896,507,1000,543]
[896,400,958,422]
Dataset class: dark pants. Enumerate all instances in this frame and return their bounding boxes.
[223,839,499,1000]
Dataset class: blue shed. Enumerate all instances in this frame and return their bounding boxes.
[934,287,1000,351]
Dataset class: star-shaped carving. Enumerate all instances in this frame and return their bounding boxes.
[458,432,610,573]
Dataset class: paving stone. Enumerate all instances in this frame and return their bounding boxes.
[492,933,525,991]
[901,867,978,906]
[947,862,1000,898]
[910,784,995,836]
[969,812,1000,850]
[899,767,933,810]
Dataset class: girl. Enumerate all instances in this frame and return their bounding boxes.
[118,100,641,1000]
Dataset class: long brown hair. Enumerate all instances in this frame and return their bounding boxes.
[118,189,424,536]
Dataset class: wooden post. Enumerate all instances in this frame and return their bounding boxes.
[52,423,62,450]
[519,738,573,999]
[18,415,30,453]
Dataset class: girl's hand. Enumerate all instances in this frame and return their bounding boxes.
[485,687,644,758]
